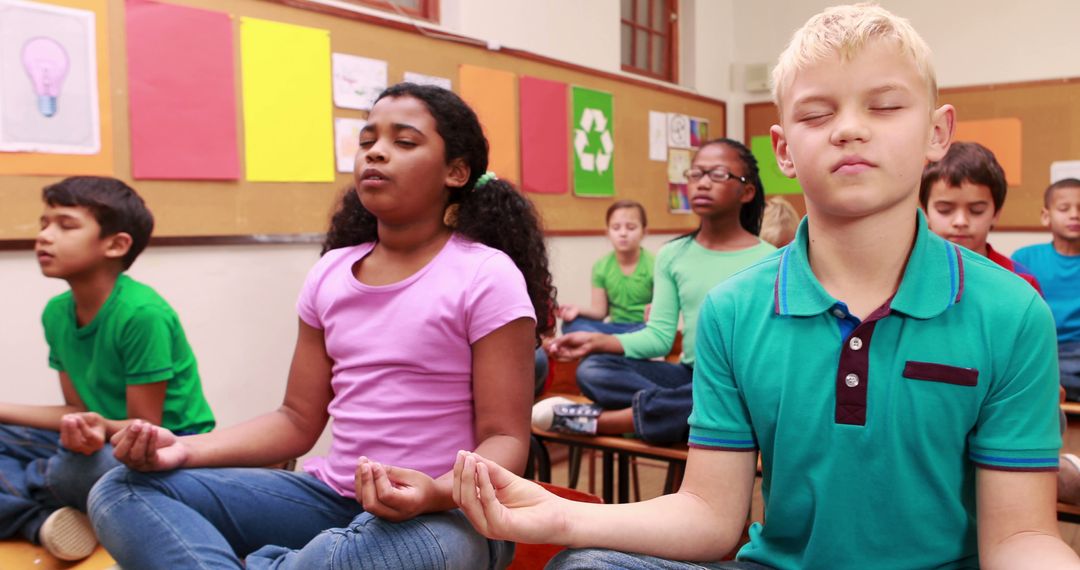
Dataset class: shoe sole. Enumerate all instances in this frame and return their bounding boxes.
[40,507,97,561]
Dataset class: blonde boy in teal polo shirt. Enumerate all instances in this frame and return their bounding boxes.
[452,4,1077,569]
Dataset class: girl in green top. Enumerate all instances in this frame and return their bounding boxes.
[535,139,776,444]
[560,200,655,335]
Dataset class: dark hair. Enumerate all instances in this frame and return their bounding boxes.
[1045,178,1080,207]
[322,82,556,340]
[42,176,154,269]
[605,200,647,228]
[919,142,1007,211]
[672,138,766,245]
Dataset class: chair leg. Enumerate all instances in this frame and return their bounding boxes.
[528,434,552,483]
[567,446,583,488]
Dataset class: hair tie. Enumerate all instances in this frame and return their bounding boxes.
[475,171,497,190]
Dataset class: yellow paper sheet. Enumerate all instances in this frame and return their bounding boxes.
[459,65,518,184]
[241,17,333,182]
[954,118,1022,185]
[0,0,113,176]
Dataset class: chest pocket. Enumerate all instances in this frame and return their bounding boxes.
[902,361,979,387]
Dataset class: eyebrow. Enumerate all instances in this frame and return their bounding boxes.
[359,123,426,137]
[791,83,912,108]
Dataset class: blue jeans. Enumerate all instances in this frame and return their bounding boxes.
[88,466,514,569]
[548,548,774,569]
[1062,341,1080,402]
[0,424,120,542]
[562,318,646,335]
[575,355,693,444]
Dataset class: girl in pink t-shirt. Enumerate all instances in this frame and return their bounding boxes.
[88,83,556,570]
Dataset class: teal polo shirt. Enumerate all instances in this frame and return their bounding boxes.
[689,211,1061,570]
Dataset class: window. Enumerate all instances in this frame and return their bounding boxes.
[620,0,676,82]
[343,0,438,22]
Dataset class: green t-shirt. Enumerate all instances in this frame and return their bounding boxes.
[618,236,776,366]
[590,248,655,323]
[42,274,215,434]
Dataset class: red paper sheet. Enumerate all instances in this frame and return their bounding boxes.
[125,0,239,179]
[519,76,568,195]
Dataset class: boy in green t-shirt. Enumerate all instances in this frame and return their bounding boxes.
[0,177,214,561]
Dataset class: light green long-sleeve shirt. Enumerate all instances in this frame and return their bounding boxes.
[617,236,776,366]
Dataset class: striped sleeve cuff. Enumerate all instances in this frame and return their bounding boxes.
[688,427,757,451]
[969,448,1060,472]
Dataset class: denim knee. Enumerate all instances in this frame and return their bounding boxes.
[549,548,630,570]
[47,447,121,511]
[575,354,623,394]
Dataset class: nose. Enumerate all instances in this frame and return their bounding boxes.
[829,109,870,146]
[952,211,969,228]
[362,139,388,164]
[37,224,53,244]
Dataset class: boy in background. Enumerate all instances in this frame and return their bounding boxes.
[0,177,214,560]
[921,141,1041,291]
[452,4,1077,568]
[1014,179,1080,401]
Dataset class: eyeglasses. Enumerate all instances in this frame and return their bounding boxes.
[684,167,749,184]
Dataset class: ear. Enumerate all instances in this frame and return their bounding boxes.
[445,158,470,189]
[740,183,757,205]
[1041,207,1051,227]
[926,104,956,162]
[102,232,133,263]
[770,124,797,178]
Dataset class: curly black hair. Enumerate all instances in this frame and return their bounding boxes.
[673,137,767,245]
[322,83,556,340]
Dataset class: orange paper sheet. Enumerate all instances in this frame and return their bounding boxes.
[0,0,113,176]
[954,118,1022,185]
[458,65,518,184]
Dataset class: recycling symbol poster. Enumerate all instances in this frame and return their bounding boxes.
[571,86,614,197]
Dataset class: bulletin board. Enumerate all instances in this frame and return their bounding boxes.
[0,0,724,243]
[744,77,1080,230]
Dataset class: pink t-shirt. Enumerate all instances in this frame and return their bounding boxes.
[296,234,535,498]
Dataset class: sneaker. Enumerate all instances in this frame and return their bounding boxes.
[532,397,602,435]
[39,507,97,561]
[1059,454,1080,505]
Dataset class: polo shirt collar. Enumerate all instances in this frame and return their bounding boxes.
[774,209,963,319]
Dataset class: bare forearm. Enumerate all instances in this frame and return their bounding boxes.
[983,532,1080,569]
[430,433,530,513]
[559,491,743,561]
[0,403,82,431]
[183,406,326,468]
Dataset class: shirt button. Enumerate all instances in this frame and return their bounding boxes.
[845,373,860,387]
[849,337,863,351]
[832,308,846,318]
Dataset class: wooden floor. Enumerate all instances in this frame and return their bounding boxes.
[0,539,116,570]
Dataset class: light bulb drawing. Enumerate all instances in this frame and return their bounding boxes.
[21,37,70,118]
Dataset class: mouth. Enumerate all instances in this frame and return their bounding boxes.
[691,196,713,206]
[359,169,389,186]
[36,251,54,263]
[831,156,877,174]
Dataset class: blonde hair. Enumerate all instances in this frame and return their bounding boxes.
[759,196,800,248]
[771,3,937,110]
